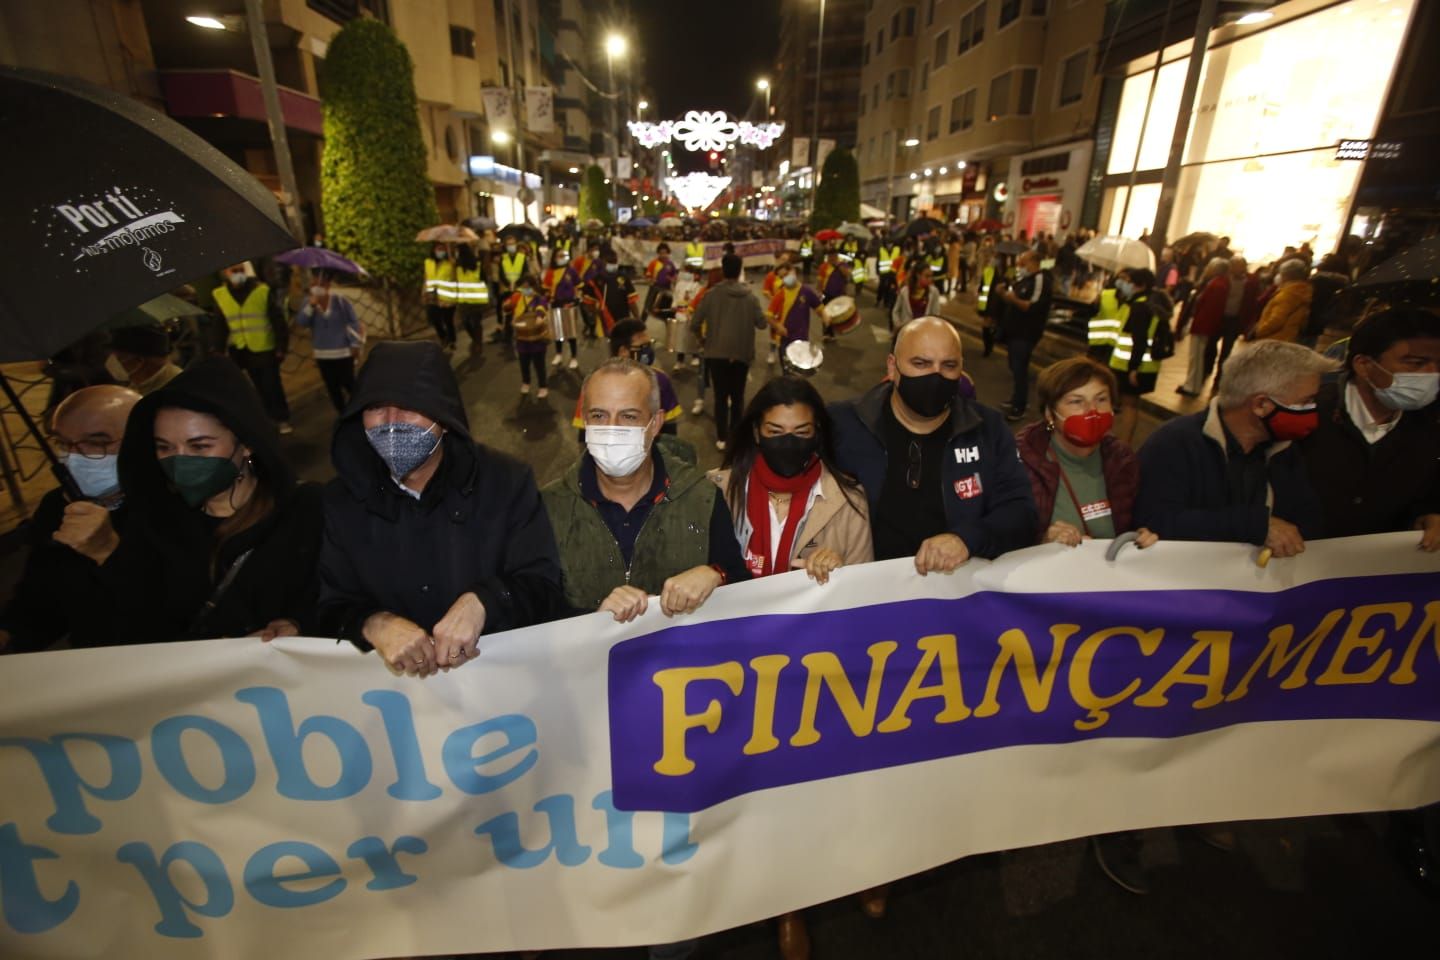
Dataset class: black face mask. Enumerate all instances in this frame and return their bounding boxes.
[757,434,820,478]
[634,344,656,366]
[896,372,958,419]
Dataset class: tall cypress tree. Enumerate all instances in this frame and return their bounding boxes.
[579,165,612,224]
[811,148,860,230]
[319,19,438,287]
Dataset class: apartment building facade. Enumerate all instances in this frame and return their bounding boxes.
[773,0,865,198]
[855,0,1106,236]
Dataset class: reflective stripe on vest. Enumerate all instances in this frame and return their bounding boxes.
[878,246,899,273]
[425,259,459,303]
[852,262,867,283]
[502,253,527,285]
[454,267,491,304]
[1109,297,1161,373]
[1088,288,1126,347]
[215,284,274,352]
[684,242,705,267]
[800,242,813,257]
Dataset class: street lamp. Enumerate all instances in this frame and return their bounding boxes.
[809,0,827,216]
[886,136,921,221]
[605,32,628,213]
[491,129,512,145]
[185,15,226,29]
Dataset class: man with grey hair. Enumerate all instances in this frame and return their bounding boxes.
[1252,258,1313,342]
[541,358,749,623]
[1135,340,1336,556]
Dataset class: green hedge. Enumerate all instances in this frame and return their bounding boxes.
[319,19,438,286]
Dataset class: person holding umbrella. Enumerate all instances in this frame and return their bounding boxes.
[294,270,364,413]
[214,263,293,434]
[101,356,322,644]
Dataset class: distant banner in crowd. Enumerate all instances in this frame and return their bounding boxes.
[612,237,795,272]
[2,535,1438,959]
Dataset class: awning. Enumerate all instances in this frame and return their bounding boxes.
[159,69,323,136]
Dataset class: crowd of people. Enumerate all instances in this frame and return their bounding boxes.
[2,204,1437,957]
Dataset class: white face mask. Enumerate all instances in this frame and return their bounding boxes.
[226,272,247,287]
[62,453,122,501]
[310,285,327,298]
[586,425,650,478]
[1372,371,1440,412]
[104,354,132,384]
[782,273,798,288]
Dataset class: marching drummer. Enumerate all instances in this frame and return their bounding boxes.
[507,276,553,399]
[818,249,852,342]
[765,261,823,348]
[543,249,582,370]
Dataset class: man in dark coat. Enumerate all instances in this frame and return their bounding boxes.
[830,317,1036,572]
[0,385,138,652]
[1136,340,1334,554]
[997,251,1053,420]
[317,341,565,677]
[1300,307,1440,549]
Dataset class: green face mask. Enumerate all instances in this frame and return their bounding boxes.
[159,454,240,508]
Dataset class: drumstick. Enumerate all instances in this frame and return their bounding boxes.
[1256,547,1272,568]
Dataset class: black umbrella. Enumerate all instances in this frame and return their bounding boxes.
[1355,236,1440,304]
[995,240,1030,256]
[0,68,294,362]
[0,67,295,495]
[498,222,545,245]
[905,217,945,238]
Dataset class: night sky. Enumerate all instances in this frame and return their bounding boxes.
[633,0,781,121]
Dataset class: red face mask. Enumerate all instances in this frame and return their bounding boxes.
[1058,410,1114,447]
[1260,398,1319,441]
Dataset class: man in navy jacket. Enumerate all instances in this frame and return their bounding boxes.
[830,317,1037,572]
[1135,340,1334,554]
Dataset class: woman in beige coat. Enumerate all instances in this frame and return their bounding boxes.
[708,374,872,960]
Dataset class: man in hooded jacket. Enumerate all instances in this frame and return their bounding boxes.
[317,341,565,676]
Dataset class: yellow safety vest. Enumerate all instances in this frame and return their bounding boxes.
[851,259,867,284]
[684,241,705,268]
[214,283,275,352]
[1110,295,1161,373]
[1088,288,1127,349]
[878,245,900,273]
[425,258,458,304]
[976,264,996,310]
[501,252,527,286]
[454,266,491,305]
[799,240,813,258]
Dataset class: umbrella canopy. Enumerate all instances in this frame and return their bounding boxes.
[627,217,655,228]
[464,215,497,232]
[275,246,366,275]
[497,222,545,244]
[107,292,206,330]
[0,67,295,364]
[814,229,843,242]
[583,218,604,229]
[1173,231,1217,252]
[858,202,887,220]
[995,240,1030,256]
[1076,235,1156,273]
[416,224,480,244]
[1355,237,1440,304]
[658,217,684,229]
[838,222,873,240]
[904,217,945,239]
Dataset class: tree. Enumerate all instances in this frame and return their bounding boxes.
[579,165,611,224]
[319,19,437,288]
[811,148,860,230]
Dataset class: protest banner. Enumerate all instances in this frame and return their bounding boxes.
[1,534,1437,958]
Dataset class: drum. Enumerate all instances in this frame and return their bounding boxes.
[549,303,580,340]
[782,339,824,376]
[823,295,860,335]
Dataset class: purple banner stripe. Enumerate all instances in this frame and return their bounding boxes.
[608,574,1440,812]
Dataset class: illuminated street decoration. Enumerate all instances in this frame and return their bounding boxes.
[666,172,732,210]
[630,110,785,152]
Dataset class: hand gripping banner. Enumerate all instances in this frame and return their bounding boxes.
[1,534,1438,958]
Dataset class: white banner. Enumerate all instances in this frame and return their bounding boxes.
[480,87,513,125]
[2,536,1439,958]
[790,136,810,170]
[524,85,554,133]
[816,137,836,173]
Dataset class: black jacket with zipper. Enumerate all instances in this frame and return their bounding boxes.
[316,341,566,646]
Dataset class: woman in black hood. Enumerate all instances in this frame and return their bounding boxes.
[104,356,322,644]
[317,341,565,677]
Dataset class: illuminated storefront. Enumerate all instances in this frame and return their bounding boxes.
[1097,0,1416,262]
[1003,141,1093,240]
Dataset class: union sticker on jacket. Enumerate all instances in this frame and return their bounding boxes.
[953,473,984,500]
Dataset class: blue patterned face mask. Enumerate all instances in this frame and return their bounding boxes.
[365,422,442,481]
